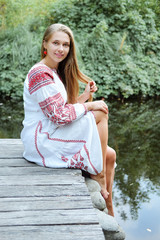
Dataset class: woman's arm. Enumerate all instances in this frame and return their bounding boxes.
[28,65,89,126]
[84,100,108,114]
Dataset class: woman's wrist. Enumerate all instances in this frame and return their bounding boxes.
[78,91,90,103]
[84,90,90,100]
[84,102,93,111]
[81,91,90,103]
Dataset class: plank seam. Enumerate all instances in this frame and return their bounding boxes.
[0,223,100,227]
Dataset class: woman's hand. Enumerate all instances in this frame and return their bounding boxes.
[77,81,97,103]
[84,81,97,95]
[85,100,108,114]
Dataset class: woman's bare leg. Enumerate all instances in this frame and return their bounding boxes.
[105,146,116,216]
[90,111,116,216]
[90,110,109,199]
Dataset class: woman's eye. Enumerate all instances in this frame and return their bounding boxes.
[64,43,69,47]
[53,42,58,45]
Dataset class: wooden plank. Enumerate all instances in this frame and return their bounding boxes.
[0,196,93,211]
[0,174,84,185]
[0,139,105,240]
[0,159,83,180]
[0,139,22,144]
[0,209,99,226]
[0,139,23,158]
[0,225,105,240]
[0,166,81,175]
[0,184,89,198]
[0,158,36,167]
[0,145,23,158]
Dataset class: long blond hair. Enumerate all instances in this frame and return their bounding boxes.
[41,23,92,103]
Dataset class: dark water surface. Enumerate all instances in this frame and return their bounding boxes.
[0,99,160,240]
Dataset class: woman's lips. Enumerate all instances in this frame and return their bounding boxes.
[55,53,64,58]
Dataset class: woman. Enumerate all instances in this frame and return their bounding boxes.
[21,23,116,216]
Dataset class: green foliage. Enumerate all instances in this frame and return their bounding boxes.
[0,26,41,100]
[81,26,160,98]
[44,0,160,99]
[0,0,160,100]
[0,0,56,30]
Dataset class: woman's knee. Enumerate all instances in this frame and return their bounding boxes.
[93,110,108,124]
[106,146,116,164]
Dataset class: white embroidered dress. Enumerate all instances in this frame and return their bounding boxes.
[21,63,103,175]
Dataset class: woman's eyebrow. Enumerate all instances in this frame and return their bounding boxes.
[52,39,70,43]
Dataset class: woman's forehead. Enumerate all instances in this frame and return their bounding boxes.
[50,31,70,42]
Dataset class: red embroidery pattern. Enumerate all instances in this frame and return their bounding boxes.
[28,66,54,94]
[61,148,88,172]
[84,144,98,174]
[39,93,77,125]
[35,121,46,167]
[82,104,88,115]
[34,120,98,174]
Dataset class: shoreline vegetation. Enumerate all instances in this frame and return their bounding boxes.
[0,0,160,101]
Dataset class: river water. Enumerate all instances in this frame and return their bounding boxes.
[0,99,160,240]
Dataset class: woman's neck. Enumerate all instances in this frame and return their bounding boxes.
[40,58,58,70]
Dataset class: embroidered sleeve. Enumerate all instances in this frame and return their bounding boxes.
[39,93,77,125]
[28,66,54,94]
[27,65,88,126]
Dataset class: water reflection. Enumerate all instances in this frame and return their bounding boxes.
[114,192,160,240]
[0,100,24,138]
[108,99,160,221]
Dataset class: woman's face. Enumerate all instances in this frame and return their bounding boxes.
[44,31,70,67]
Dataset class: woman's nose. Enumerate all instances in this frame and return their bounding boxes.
[58,45,63,52]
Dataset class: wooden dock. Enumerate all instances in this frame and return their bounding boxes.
[0,139,105,240]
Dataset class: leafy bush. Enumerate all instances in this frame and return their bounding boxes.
[0,26,41,100]
[80,22,160,98]
[0,0,56,30]
[45,0,160,99]
[0,0,160,100]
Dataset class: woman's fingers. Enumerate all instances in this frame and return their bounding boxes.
[93,100,109,114]
[85,100,109,113]
[84,81,97,94]
[101,101,109,114]
[90,86,97,92]
[90,81,97,93]
[85,82,91,93]
[101,105,108,114]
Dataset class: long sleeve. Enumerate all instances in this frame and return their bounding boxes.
[27,64,88,126]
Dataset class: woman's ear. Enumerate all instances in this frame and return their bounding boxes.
[43,40,47,49]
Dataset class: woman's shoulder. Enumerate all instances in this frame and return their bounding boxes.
[27,63,55,95]
[28,63,54,79]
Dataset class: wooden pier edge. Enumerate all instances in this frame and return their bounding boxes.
[0,139,105,240]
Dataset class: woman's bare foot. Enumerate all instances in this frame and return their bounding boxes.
[90,172,109,200]
[90,172,114,216]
